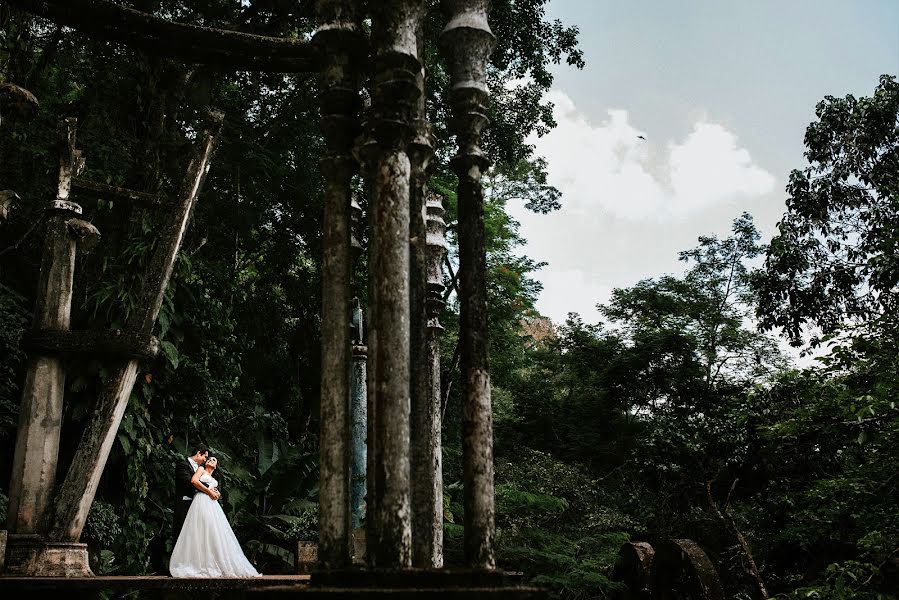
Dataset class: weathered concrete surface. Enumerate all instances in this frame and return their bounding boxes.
[262,569,549,599]
[20,328,159,360]
[0,82,39,119]
[6,118,81,536]
[440,0,497,570]
[3,534,92,576]
[314,0,364,570]
[3,0,319,72]
[368,148,413,568]
[49,116,223,544]
[410,193,447,568]
[408,16,442,566]
[317,151,355,568]
[351,340,368,529]
[0,574,310,600]
[352,528,367,565]
[0,529,7,573]
[252,587,547,599]
[310,567,508,588]
[363,0,425,569]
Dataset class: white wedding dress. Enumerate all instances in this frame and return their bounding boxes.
[169,472,261,577]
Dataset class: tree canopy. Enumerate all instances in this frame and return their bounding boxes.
[755,74,899,347]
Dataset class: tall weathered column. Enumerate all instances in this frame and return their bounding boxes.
[6,118,88,535]
[364,0,425,569]
[360,126,380,568]
[350,194,368,534]
[407,7,445,569]
[313,0,364,570]
[414,192,448,567]
[440,0,497,569]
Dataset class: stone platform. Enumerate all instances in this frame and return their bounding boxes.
[0,574,310,599]
[247,568,546,599]
[249,585,547,599]
[0,570,545,599]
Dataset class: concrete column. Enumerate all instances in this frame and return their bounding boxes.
[412,193,447,567]
[364,0,426,569]
[350,198,367,535]
[408,10,445,568]
[350,301,368,529]
[7,118,83,535]
[313,0,364,570]
[440,0,498,570]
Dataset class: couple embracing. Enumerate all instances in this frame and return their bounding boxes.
[170,444,261,577]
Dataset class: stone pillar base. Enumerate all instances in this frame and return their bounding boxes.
[296,541,318,573]
[4,534,94,577]
[352,528,366,565]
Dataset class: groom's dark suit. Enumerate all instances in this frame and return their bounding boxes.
[173,459,205,545]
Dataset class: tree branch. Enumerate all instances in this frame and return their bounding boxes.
[707,480,769,599]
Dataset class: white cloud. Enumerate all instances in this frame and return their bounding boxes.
[531,90,774,221]
[509,89,778,325]
[669,122,776,212]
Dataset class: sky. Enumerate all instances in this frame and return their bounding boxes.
[509,0,899,334]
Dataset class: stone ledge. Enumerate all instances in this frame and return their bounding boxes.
[0,574,542,599]
[310,567,510,588]
[249,585,547,599]
[0,574,309,590]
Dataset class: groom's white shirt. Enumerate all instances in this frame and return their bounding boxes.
[182,457,199,500]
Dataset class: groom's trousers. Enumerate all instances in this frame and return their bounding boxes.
[173,498,193,545]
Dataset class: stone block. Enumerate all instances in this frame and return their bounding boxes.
[0,530,7,573]
[297,541,318,573]
[4,535,94,577]
[352,528,366,564]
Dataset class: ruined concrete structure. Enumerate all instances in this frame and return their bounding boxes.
[2,0,503,592]
[3,110,222,576]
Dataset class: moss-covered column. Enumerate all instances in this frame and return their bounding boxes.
[313,0,365,570]
[350,195,368,534]
[440,0,497,570]
[364,0,426,569]
[413,192,448,567]
[6,118,85,536]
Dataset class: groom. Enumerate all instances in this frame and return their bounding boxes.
[173,443,220,547]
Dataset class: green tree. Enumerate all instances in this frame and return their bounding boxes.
[748,76,899,596]
[755,74,899,346]
[606,212,785,393]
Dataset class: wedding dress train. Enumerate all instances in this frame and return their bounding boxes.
[169,472,261,577]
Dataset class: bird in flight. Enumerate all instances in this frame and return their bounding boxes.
[637,135,646,140]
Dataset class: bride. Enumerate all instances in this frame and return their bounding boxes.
[169,456,261,577]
